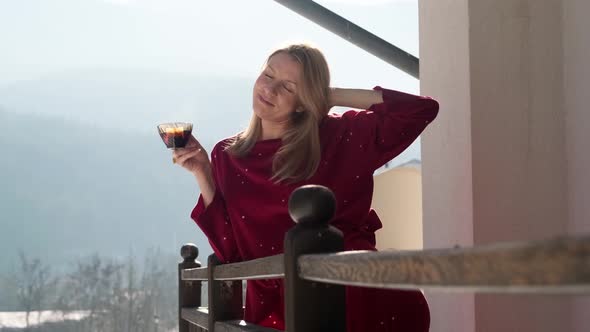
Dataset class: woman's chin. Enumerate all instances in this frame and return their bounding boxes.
[252,107,269,121]
[253,103,272,118]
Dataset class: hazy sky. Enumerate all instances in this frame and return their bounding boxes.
[0,0,419,90]
[0,0,422,272]
[0,0,421,267]
[0,0,421,162]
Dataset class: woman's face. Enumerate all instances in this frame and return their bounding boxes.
[252,52,302,124]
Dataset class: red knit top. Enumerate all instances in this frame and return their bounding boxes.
[191,87,439,331]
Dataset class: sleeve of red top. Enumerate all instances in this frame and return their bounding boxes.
[343,86,439,170]
[190,145,241,263]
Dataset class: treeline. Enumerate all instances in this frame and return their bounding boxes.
[1,249,192,332]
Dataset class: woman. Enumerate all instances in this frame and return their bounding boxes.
[173,44,439,331]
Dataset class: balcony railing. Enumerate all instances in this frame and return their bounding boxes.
[177,185,590,332]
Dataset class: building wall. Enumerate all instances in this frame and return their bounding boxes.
[372,166,423,251]
[469,2,570,331]
[419,0,587,331]
[563,0,590,240]
[563,0,590,330]
[419,0,475,331]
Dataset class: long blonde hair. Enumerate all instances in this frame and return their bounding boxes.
[226,44,331,184]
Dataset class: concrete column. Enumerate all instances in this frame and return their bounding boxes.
[420,0,572,331]
[563,1,590,331]
[419,1,475,331]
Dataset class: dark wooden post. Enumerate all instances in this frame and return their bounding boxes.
[284,185,346,332]
[207,254,243,332]
[178,244,201,332]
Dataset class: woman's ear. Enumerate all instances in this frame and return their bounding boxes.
[293,103,305,113]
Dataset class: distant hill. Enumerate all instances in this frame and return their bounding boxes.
[0,69,257,309]
[0,109,215,274]
[0,68,419,276]
[0,69,257,276]
[0,68,254,137]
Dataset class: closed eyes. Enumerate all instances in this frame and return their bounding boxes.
[264,73,294,93]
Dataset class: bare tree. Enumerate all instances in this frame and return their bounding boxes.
[122,249,178,332]
[137,252,164,332]
[139,249,179,332]
[10,251,53,331]
[50,250,179,332]
[56,254,123,332]
[128,253,138,332]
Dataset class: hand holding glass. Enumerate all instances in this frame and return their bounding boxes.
[157,122,193,163]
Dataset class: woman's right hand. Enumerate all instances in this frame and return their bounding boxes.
[172,136,211,176]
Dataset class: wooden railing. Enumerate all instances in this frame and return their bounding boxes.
[178,185,590,332]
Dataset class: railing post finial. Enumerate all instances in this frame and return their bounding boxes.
[179,243,201,332]
[181,243,198,262]
[285,184,345,332]
[288,184,336,225]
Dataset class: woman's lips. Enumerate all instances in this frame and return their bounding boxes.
[258,94,275,107]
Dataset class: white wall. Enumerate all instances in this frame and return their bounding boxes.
[564,1,590,234]
[563,0,590,330]
[419,1,475,331]
[420,0,582,331]
[470,2,570,330]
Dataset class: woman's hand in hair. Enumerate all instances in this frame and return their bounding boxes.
[329,87,383,110]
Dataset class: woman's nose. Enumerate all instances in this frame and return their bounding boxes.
[263,81,279,96]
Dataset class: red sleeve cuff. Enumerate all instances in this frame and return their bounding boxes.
[191,190,225,228]
[371,86,425,107]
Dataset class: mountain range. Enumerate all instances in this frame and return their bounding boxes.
[0,69,259,276]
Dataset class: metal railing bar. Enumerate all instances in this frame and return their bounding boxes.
[273,0,419,78]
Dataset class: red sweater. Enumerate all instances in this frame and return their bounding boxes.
[191,87,439,332]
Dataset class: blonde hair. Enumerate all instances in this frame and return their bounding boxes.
[226,44,331,183]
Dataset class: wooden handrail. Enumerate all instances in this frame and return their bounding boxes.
[178,184,590,332]
[181,308,282,332]
[297,235,590,293]
[212,320,283,332]
[181,266,208,281]
[215,254,284,280]
[181,307,208,329]
[181,235,590,292]
[182,254,284,281]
